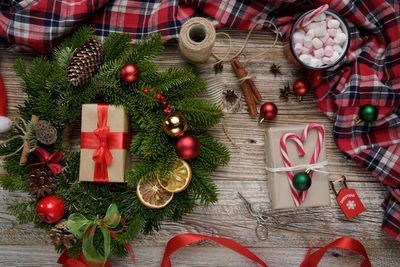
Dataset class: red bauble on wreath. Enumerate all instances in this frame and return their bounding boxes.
[120,63,140,83]
[36,195,65,223]
[175,135,200,160]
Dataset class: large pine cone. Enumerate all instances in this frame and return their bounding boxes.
[27,169,56,197]
[49,219,77,249]
[67,38,104,87]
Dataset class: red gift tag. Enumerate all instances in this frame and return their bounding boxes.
[331,176,365,220]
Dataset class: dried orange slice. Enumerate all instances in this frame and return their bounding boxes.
[137,180,173,209]
[158,159,192,193]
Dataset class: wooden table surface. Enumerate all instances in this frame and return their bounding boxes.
[1,30,399,267]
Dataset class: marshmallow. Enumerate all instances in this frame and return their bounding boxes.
[325,37,335,46]
[322,57,332,65]
[327,28,337,37]
[333,44,343,53]
[313,48,325,58]
[299,54,312,65]
[310,57,322,68]
[293,30,305,44]
[326,15,333,21]
[334,32,347,44]
[336,27,343,34]
[306,29,316,38]
[324,45,334,57]
[313,12,326,22]
[312,38,323,49]
[314,26,327,37]
[294,43,303,55]
[320,34,330,43]
[303,36,313,48]
[331,51,340,62]
[328,19,340,28]
[301,46,311,55]
[304,22,320,32]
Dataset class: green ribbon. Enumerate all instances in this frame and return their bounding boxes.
[68,204,122,267]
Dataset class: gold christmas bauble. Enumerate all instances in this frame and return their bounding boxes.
[163,113,188,137]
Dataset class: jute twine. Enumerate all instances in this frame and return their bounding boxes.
[0,117,36,159]
[178,17,216,63]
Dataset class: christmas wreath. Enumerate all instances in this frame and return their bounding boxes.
[0,26,229,265]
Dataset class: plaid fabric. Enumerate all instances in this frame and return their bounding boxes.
[1,0,400,241]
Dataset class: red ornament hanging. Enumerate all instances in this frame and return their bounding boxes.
[258,102,278,124]
[120,63,140,83]
[36,195,65,223]
[175,135,200,160]
[293,78,310,102]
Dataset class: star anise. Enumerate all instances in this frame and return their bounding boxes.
[270,63,282,78]
[279,83,291,101]
[214,62,223,74]
[223,90,238,104]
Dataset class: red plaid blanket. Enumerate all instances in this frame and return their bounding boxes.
[1,0,400,241]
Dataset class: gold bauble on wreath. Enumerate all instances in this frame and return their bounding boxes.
[162,113,188,137]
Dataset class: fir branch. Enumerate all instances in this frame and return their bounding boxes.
[175,99,224,128]
[0,174,29,191]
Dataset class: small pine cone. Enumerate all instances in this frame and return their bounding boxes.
[49,219,77,249]
[34,120,58,145]
[67,39,105,87]
[27,169,56,197]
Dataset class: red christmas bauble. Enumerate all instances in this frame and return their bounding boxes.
[260,102,278,120]
[36,195,65,223]
[175,135,200,160]
[120,63,140,83]
[293,78,310,101]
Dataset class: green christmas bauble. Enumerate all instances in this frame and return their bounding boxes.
[358,104,378,123]
[292,172,312,191]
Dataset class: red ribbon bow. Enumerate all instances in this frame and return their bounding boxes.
[80,104,130,182]
[29,146,63,175]
[57,251,110,267]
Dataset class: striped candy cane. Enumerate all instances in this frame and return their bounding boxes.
[298,4,329,28]
[299,122,325,202]
[280,133,305,207]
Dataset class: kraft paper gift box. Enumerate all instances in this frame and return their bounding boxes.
[264,125,330,209]
[79,104,130,183]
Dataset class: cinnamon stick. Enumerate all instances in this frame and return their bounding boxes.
[19,115,39,165]
[231,59,258,116]
[232,59,262,102]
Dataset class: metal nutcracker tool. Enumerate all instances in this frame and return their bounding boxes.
[330,176,365,220]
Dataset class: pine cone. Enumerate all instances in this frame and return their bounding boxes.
[34,120,58,145]
[27,169,56,197]
[49,219,77,249]
[67,39,105,87]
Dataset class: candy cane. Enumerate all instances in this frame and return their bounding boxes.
[298,4,329,28]
[280,133,305,207]
[299,122,325,201]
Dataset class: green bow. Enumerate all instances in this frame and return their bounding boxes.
[68,204,122,267]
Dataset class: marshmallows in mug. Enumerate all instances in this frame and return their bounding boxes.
[293,13,347,68]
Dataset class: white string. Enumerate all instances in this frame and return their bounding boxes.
[265,161,329,174]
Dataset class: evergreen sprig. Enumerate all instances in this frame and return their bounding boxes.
[0,26,230,259]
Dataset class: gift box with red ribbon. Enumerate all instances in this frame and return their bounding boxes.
[79,104,130,183]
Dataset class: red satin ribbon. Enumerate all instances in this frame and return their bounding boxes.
[80,104,130,182]
[29,146,63,175]
[161,233,371,267]
[57,251,111,267]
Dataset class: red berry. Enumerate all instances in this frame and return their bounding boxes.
[162,101,167,105]
[156,93,162,99]
[144,89,150,93]
[167,104,171,108]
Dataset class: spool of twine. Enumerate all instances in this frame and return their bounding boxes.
[179,17,216,63]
